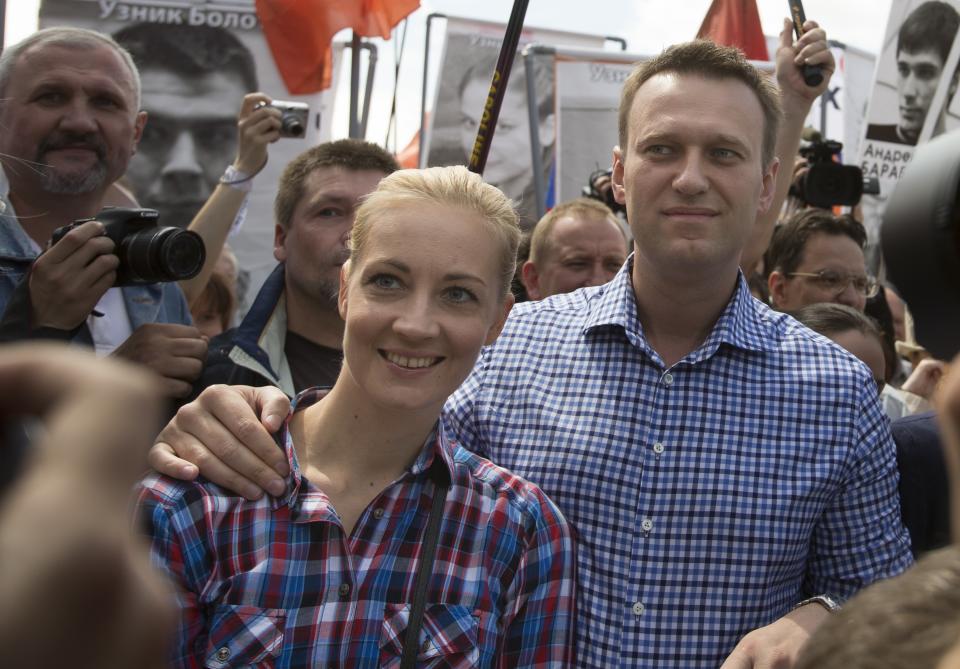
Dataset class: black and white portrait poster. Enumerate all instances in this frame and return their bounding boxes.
[860,0,960,194]
[38,0,338,311]
[423,16,603,228]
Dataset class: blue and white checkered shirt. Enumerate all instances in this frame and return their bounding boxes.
[444,257,913,668]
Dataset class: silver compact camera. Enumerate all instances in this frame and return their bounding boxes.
[258,100,309,138]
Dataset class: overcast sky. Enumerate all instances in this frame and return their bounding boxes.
[6,0,894,148]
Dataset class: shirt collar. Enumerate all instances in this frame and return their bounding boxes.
[583,254,776,361]
[271,387,454,511]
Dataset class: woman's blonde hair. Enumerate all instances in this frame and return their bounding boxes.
[351,166,520,297]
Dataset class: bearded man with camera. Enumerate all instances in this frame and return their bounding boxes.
[0,27,206,398]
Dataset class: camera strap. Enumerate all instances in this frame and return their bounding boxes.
[399,460,449,669]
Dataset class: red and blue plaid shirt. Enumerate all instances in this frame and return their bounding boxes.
[138,388,575,668]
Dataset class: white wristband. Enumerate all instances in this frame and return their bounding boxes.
[219,165,255,192]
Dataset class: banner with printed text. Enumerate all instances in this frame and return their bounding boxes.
[38,0,342,312]
[858,0,960,250]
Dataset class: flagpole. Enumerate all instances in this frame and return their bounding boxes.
[467,0,530,176]
[0,0,6,52]
[349,31,362,139]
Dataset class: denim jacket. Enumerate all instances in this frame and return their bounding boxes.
[0,194,191,343]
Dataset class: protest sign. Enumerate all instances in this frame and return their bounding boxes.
[422,16,604,228]
[38,0,337,311]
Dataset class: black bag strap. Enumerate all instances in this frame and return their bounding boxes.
[400,461,450,669]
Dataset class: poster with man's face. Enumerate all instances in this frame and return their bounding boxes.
[858,0,960,256]
[38,0,333,312]
[423,17,604,229]
[861,0,960,183]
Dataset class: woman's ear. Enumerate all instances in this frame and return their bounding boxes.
[484,293,515,346]
[337,260,351,320]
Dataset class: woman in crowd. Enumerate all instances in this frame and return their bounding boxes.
[137,166,575,667]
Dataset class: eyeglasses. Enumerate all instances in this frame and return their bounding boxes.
[786,270,880,298]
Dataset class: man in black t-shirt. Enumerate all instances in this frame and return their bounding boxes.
[192,140,399,397]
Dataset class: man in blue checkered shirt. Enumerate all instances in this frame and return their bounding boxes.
[152,29,914,669]
[438,38,913,666]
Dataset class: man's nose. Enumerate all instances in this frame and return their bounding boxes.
[162,131,203,176]
[673,153,709,195]
[902,72,920,101]
[584,261,614,288]
[59,99,99,134]
[835,282,866,311]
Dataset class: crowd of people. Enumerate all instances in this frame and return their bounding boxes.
[1,14,959,669]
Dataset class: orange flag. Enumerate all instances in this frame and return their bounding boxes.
[256,0,420,94]
[696,0,769,61]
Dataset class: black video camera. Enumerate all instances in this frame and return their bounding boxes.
[582,168,626,215]
[51,208,205,286]
[791,139,878,208]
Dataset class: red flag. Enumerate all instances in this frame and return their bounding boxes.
[256,0,420,94]
[696,0,769,61]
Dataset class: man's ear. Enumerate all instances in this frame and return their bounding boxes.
[768,270,787,309]
[520,260,543,301]
[611,146,627,206]
[757,157,781,215]
[337,261,351,320]
[484,293,515,346]
[273,224,287,263]
[131,111,148,154]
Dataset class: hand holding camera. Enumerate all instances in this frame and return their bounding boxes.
[233,93,283,178]
[29,220,119,331]
[230,93,307,183]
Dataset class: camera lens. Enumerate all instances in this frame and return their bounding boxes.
[120,227,205,283]
[160,230,205,278]
[282,115,304,137]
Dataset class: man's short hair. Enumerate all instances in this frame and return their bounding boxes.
[112,22,257,94]
[353,166,521,298]
[765,209,868,276]
[0,27,140,106]
[460,52,554,120]
[618,40,782,168]
[796,546,960,669]
[528,197,625,264]
[274,139,400,230]
[898,1,960,64]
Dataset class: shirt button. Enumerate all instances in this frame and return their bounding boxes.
[216,647,231,661]
[338,583,351,598]
[632,601,645,616]
[373,508,384,519]
[663,372,674,386]
[641,518,654,532]
[652,442,665,454]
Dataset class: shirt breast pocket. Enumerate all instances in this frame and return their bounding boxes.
[203,605,285,669]
[380,603,482,668]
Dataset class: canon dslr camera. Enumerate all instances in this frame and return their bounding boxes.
[51,208,205,286]
[257,100,309,138]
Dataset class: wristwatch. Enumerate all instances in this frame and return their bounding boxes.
[794,594,841,613]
